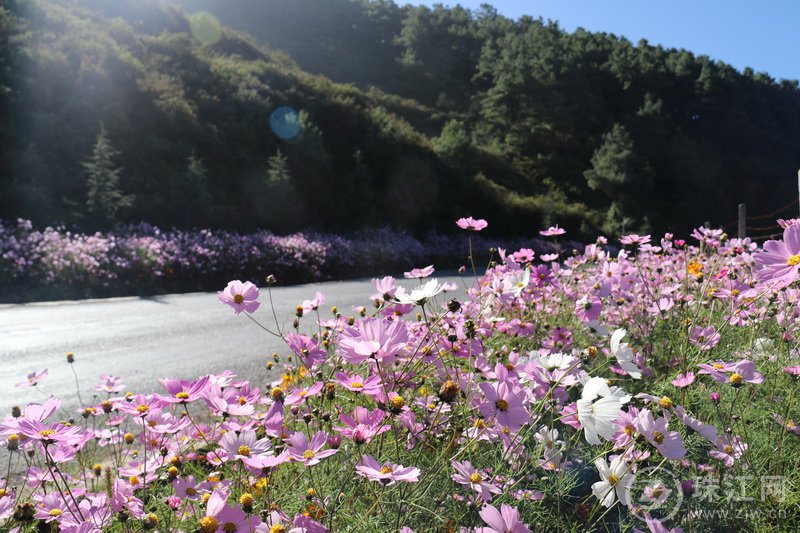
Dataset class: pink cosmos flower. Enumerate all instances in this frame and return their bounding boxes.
[35,493,71,522]
[575,295,602,323]
[218,430,271,462]
[16,368,48,388]
[755,224,800,288]
[404,264,435,279]
[635,409,686,459]
[335,406,390,445]
[671,372,695,388]
[371,276,397,302]
[620,234,651,246]
[689,326,720,351]
[173,475,208,501]
[95,374,124,393]
[218,280,260,314]
[511,248,535,263]
[284,382,324,406]
[355,455,420,484]
[539,225,566,237]
[456,217,488,232]
[158,375,210,404]
[451,460,501,501]
[339,317,408,364]
[286,431,337,466]
[478,381,529,430]
[699,359,764,387]
[709,435,747,467]
[335,372,382,395]
[477,503,531,533]
[301,291,325,315]
[286,333,327,368]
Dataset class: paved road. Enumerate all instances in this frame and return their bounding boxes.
[0,275,465,414]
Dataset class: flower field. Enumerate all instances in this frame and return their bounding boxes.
[0,220,561,302]
[3,218,800,532]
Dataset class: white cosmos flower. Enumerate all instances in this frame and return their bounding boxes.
[587,320,610,336]
[537,352,577,371]
[591,456,634,508]
[609,329,642,379]
[503,268,531,296]
[577,377,627,445]
[394,278,444,305]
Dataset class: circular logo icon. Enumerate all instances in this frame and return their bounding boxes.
[621,465,684,522]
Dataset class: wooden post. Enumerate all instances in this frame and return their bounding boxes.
[738,203,746,239]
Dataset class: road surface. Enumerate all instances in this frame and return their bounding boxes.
[0,275,465,414]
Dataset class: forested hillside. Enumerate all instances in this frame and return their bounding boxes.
[2,0,799,237]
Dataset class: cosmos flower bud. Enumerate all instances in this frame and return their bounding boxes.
[266,274,277,284]
[66,352,75,363]
[6,434,19,451]
[93,463,103,477]
[10,406,21,418]
[124,432,135,444]
[240,492,254,512]
[710,392,721,404]
[295,305,304,317]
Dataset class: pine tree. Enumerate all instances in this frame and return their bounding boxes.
[84,127,133,227]
[267,149,290,184]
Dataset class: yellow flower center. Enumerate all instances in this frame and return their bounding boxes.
[129,475,140,486]
[136,404,149,414]
[233,294,245,304]
[238,396,247,405]
[788,254,800,266]
[724,445,734,454]
[659,396,673,409]
[270,526,287,533]
[49,509,63,517]
[713,363,725,370]
[185,487,197,496]
[474,419,485,429]
[350,381,364,389]
[505,363,515,370]
[730,373,744,385]
[271,387,284,401]
[303,450,316,460]
[624,425,634,436]
[731,289,740,297]
[390,395,405,409]
[238,445,251,457]
[652,431,664,444]
[380,466,393,475]
[39,429,55,438]
[175,392,190,400]
[470,473,483,483]
[495,399,509,412]
[199,516,219,533]
[223,522,238,532]
[608,474,620,486]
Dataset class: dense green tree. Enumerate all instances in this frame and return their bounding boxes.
[83,127,134,227]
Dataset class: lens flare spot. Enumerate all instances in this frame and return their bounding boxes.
[270,106,302,140]
[190,12,222,46]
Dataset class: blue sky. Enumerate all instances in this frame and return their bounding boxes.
[404,1,799,81]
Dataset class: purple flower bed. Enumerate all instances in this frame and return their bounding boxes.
[0,220,563,302]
